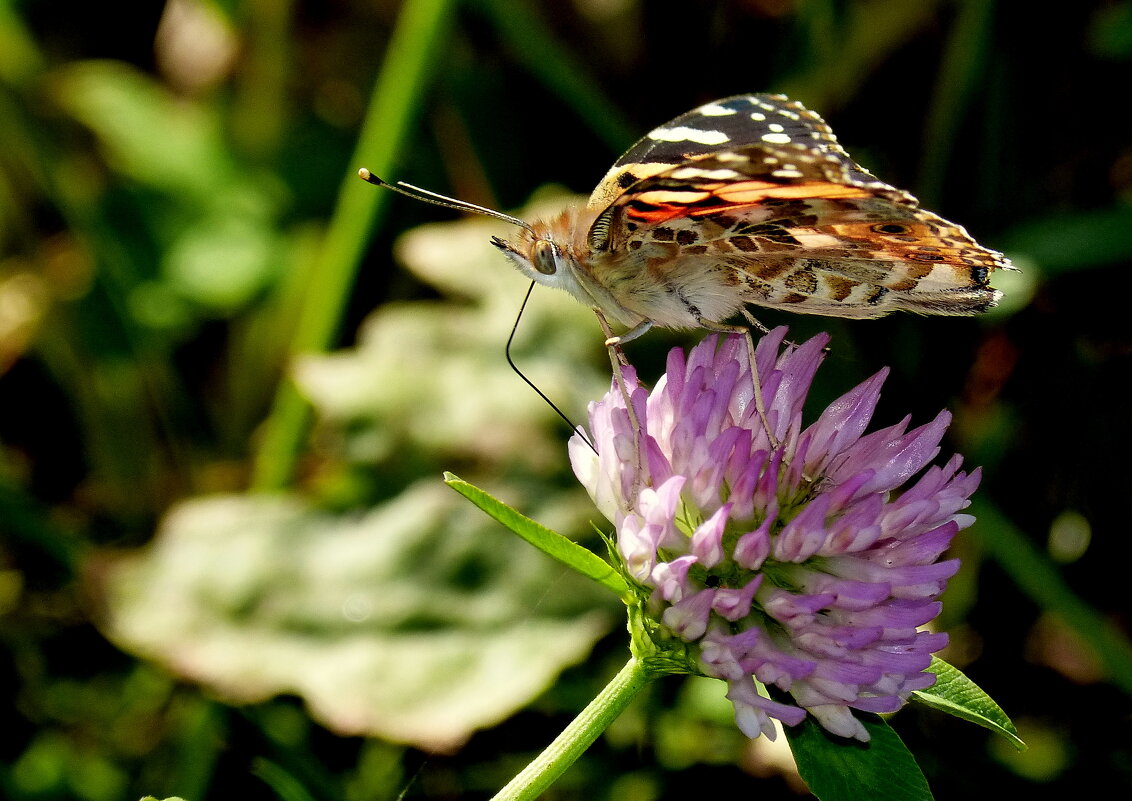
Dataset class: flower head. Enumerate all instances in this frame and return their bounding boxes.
[569,329,980,742]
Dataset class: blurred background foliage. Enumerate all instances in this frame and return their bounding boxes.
[1,0,1131,799]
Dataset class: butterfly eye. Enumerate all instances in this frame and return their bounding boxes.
[532,240,559,275]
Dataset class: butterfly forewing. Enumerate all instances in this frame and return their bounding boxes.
[583,93,1011,320]
[589,94,899,210]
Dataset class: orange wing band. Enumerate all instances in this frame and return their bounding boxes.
[625,181,873,224]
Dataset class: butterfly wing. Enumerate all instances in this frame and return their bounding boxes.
[585,94,1012,320]
[588,93,896,211]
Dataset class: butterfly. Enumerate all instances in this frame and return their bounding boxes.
[361,93,1013,348]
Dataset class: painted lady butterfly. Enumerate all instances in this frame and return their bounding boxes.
[361,93,1013,346]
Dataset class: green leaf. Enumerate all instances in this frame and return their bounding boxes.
[785,713,933,801]
[101,485,611,752]
[445,473,629,598]
[252,0,460,490]
[252,759,320,801]
[914,656,1025,750]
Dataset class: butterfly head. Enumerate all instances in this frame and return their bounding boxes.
[491,229,568,284]
[490,234,559,275]
[489,208,602,308]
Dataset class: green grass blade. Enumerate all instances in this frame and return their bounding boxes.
[474,0,635,152]
[252,0,458,490]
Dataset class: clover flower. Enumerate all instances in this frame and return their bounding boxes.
[568,329,980,742]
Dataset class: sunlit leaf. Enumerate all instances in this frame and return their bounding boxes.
[914,657,1024,750]
[100,484,613,752]
[293,202,607,468]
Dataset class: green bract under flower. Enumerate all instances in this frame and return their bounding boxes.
[569,330,980,742]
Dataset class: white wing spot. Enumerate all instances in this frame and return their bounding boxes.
[637,189,712,204]
[750,112,766,121]
[768,123,785,132]
[698,103,737,116]
[771,168,804,178]
[761,132,792,144]
[647,126,730,145]
[671,167,742,180]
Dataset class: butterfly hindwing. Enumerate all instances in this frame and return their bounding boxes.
[704,198,1009,317]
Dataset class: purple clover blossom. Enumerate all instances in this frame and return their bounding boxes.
[568,329,981,743]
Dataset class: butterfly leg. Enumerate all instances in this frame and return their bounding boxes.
[593,309,651,495]
[739,308,770,335]
[742,308,825,354]
[604,319,654,346]
[697,316,780,450]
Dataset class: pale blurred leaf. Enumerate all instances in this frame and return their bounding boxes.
[295,195,608,468]
[101,483,613,752]
[162,212,279,312]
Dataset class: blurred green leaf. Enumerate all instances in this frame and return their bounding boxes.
[0,477,81,574]
[473,0,635,152]
[780,1,940,107]
[292,200,606,469]
[1000,206,1132,274]
[918,0,993,206]
[970,499,1132,697]
[52,60,232,198]
[100,483,612,752]
[50,59,288,327]
[0,0,43,86]
[914,657,1024,750]
[252,759,320,801]
[252,0,459,490]
[163,214,279,312]
[12,731,129,801]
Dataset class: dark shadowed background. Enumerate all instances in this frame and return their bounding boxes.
[2,1,1130,799]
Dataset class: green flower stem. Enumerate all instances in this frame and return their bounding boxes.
[491,657,653,801]
[251,0,457,490]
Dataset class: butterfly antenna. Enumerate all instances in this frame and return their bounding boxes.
[507,282,597,454]
[357,168,537,234]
